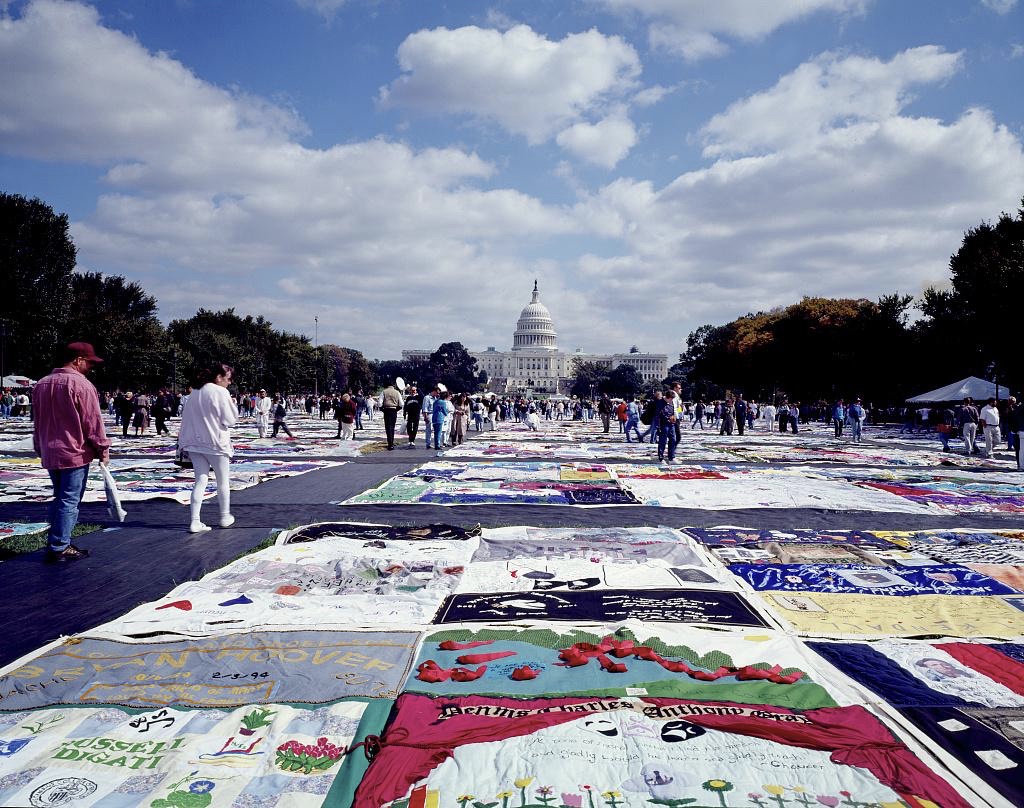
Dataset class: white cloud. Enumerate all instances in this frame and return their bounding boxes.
[379,24,642,147]
[599,0,868,60]
[0,0,306,164]
[981,0,1018,13]
[1011,43,1024,58]
[566,48,1024,342]
[0,0,582,357]
[556,110,638,168]
[701,46,963,157]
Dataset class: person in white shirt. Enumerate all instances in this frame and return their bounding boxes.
[178,362,239,533]
[980,397,1001,459]
[254,388,272,438]
[762,403,777,431]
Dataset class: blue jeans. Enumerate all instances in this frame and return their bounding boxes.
[47,464,90,553]
[432,418,446,449]
[624,416,641,442]
[851,421,862,443]
[657,422,677,461]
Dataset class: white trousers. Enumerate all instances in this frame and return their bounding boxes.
[190,452,231,523]
[340,422,354,440]
[983,424,1000,457]
[962,422,977,454]
[256,413,269,438]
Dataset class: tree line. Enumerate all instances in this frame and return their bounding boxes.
[673,198,1023,405]
[3,192,1021,402]
[1,193,491,395]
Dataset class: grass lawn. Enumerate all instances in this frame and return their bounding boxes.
[0,523,102,560]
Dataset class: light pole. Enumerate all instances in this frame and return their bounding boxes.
[313,316,319,400]
[0,320,8,386]
[171,346,177,394]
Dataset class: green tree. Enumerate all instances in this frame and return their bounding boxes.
[0,193,76,377]
[604,364,643,398]
[428,342,483,393]
[63,272,171,391]
[321,345,376,393]
[918,198,1024,389]
[569,359,609,399]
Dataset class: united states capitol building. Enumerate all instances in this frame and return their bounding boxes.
[402,282,668,395]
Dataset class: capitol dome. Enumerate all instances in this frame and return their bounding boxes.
[512,281,558,352]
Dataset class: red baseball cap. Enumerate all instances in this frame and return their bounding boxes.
[67,342,103,363]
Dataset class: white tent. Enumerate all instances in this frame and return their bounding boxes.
[906,376,1007,403]
[2,374,36,388]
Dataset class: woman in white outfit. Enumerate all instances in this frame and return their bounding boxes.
[178,362,238,533]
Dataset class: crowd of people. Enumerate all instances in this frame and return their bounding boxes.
[17,341,1024,563]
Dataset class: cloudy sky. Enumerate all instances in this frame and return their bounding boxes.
[2,0,1022,360]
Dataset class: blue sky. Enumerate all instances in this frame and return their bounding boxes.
[1,0,1022,359]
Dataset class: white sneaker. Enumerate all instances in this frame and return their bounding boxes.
[219,515,235,528]
[189,521,212,534]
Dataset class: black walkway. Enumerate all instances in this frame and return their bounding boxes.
[1,436,1016,669]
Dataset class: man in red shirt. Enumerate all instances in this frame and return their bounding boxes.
[32,342,111,562]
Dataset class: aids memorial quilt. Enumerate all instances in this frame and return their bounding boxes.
[94,590,438,636]
[808,639,1024,806]
[682,526,896,548]
[730,563,1018,597]
[92,536,477,633]
[461,526,728,593]
[763,592,1024,639]
[279,521,482,545]
[472,526,705,566]
[0,631,417,711]
[406,624,845,709]
[0,700,367,808]
[353,694,975,808]
[615,465,940,513]
[433,590,771,628]
[841,468,1024,515]
[0,455,345,504]
[0,521,48,538]
[340,462,640,507]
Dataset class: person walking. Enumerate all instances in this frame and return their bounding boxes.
[380,381,403,450]
[336,393,357,440]
[451,394,469,445]
[734,395,747,436]
[32,343,111,562]
[115,392,134,438]
[178,362,239,533]
[432,390,452,454]
[152,389,171,435]
[719,398,735,436]
[271,396,294,439]
[403,385,421,448]
[847,398,866,443]
[789,402,800,434]
[421,387,436,448]
[254,389,272,438]
[1004,396,1022,470]
[980,397,1001,459]
[937,404,956,452]
[657,390,679,463]
[691,399,705,429]
[598,394,613,433]
[957,397,980,455]
[832,399,846,439]
[132,392,151,437]
[762,401,777,432]
[624,396,642,442]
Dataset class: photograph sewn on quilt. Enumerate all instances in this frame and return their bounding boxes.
[807,638,1024,806]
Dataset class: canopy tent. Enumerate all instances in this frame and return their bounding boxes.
[2,375,36,388]
[906,375,1006,403]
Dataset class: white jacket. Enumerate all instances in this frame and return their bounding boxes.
[178,383,238,457]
